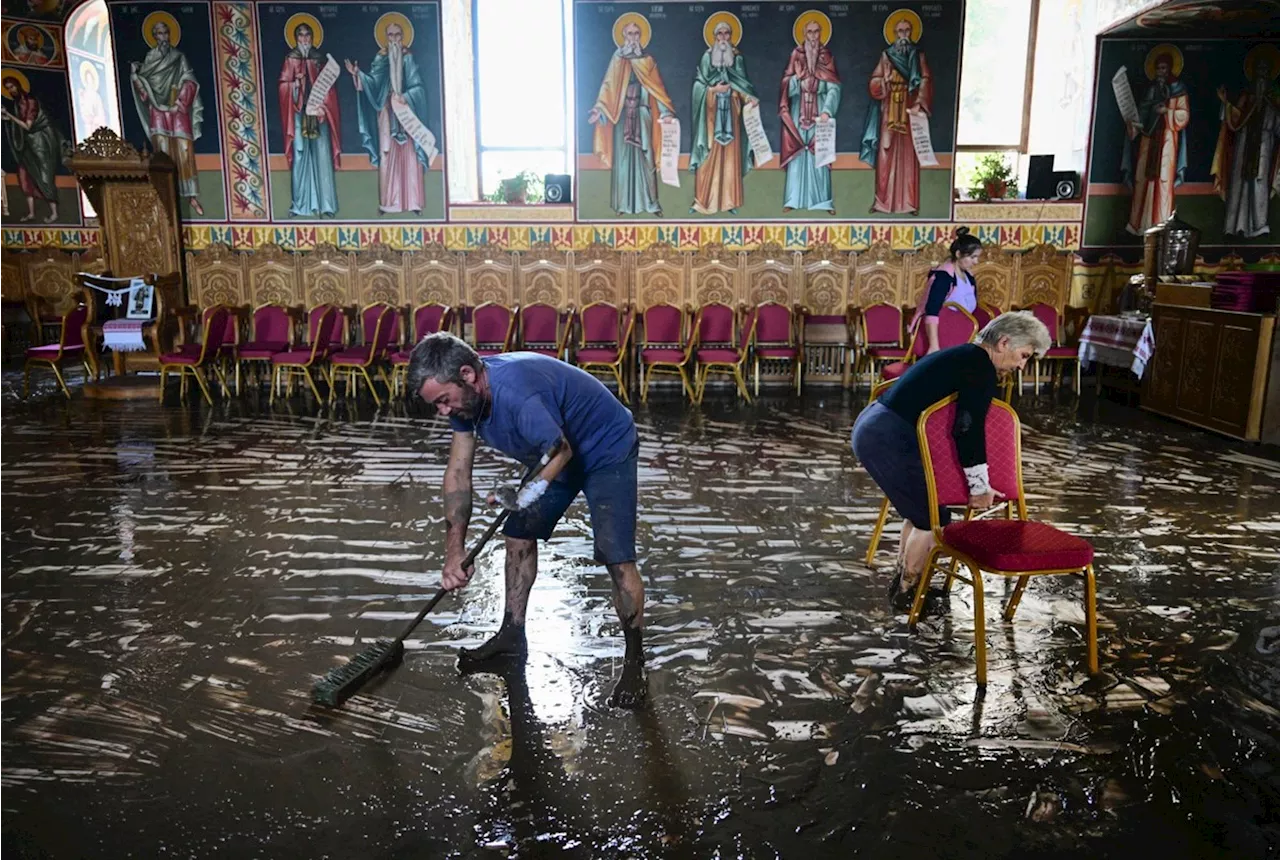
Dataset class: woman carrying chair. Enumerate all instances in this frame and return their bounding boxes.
[914,227,983,354]
[851,311,1050,616]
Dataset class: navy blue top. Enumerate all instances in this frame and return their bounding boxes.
[924,269,958,316]
[450,353,637,478]
[878,343,997,467]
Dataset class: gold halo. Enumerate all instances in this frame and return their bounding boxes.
[1244,43,1280,81]
[374,12,414,50]
[79,59,99,88]
[1,68,30,95]
[703,11,742,48]
[284,13,324,49]
[612,12,651,48]
[142,11,181,48]
[883,8,922,45]
[793,10,832,46]
[1145,43,1183,79]
[17,26,44,49]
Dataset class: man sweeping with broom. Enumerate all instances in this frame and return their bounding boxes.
[407,332,647,709]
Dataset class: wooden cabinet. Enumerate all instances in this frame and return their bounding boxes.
[1143,303,1278,442]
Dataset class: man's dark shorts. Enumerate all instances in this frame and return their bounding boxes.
[503,444,638,565]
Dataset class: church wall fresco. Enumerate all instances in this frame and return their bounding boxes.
[1083,37,1280,249]
[573,0,963,222]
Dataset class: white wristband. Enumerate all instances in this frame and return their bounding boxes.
[516,478,549,510]
[963,464,992,497]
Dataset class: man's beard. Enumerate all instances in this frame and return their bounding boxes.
[297,43,311,57]
[452,384,486,422]
[388,41,404,93]
[155,41,170,56]
[710,41,734,69]
[618,39,642,59]
[891,37,912,55]
[804,40,819,73]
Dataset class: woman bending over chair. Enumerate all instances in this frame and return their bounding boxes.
[914,227,982,354]
[851,311,1050,616]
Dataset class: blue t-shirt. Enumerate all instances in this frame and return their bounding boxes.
[450,353,637,477]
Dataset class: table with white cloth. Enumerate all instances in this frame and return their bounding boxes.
[1077,313,1155,396]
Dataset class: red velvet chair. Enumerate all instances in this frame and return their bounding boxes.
[752,301,804,395]
[692,302,754,403]
[199,304,242,395]
[271,305,339,403]
[573,301,634,404]
[640,302,694,402]
[159,306,231,405]
[1027,302,1080,394]
[518,302,569,358]
[910,395,1099,686]
[330,304,396,406]
[875,302,979,391]
[390,302,455,397]
[21,302,91,399]
[302,303,350,357]
[859,302,907,390]
[359,302,402,357]
[238,303,295,389]
[471,302,516,356]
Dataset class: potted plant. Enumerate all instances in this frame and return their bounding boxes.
[486,171,545,205]
[968,153,1017,202]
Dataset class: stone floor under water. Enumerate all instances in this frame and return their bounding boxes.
[2,375,1279,859]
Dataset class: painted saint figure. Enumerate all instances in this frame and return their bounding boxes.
[13,27,50,66]
[75,60,108,138]
[689,15,759,216]
[779,12,841,214]
[345,14,434,215]
[1212,46,1280,238]
[1,72,62,222]
[1123,46,1189,235]
[863,11,932,215]
[129,14,205,215]
[279,18,341,217]
[588,13,676,217]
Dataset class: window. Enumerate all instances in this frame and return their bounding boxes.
[956,0,1038,150]
[472,0,572,200]
[65,0,122,218]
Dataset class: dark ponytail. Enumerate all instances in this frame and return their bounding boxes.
[949,226,982,260]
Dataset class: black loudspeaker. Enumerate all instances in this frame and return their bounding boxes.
[1026,154,1056,199]
[544,174,572,204]
[1051,172,1080,200]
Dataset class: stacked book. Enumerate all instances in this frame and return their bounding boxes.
[1212,272,1280,313]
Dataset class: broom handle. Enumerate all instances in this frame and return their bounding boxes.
[389,441,562,650]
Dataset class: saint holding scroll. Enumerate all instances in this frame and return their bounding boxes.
[689,13,759,216]
[279,15,341,217]
[779,11,841,214]
[862,10,932,215]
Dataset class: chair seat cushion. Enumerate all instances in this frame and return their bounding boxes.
[1043,345,1077,358]
[867,346,907,360]
[943,519,1094,572]
[272,349,318,366]
[696,348,740,363]
[576,347,619,363]
[389,350,411,365]
[26,344,84,358]
[476,347,506,356]
[756,346,798,358]
[522,346,560,357]
[332,348,374,365]
[239,342,289,359]
[641,347,687,364]
[880,361,909,380]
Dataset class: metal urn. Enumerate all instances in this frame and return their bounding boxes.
[1143,211,1201,281]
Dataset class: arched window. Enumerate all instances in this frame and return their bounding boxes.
[65,0,122,216]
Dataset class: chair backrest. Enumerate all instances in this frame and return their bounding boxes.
[371,305,396,356]
[202,304,239,347]
[306,306,339,361]
[472,302,515,348]
[60,303,89,350]
[936,302,980,350]
[918,396,1023,528]
[972,306,992,329]
[694,302,735,346]
[520,302,560,346]
[413,303,453,341]
[642,303,685,346]
[581,301,621,346]
[1027,302,1061,345]
[252,304,292,344]
[861,302,904,346]
[360,302,401,348]
[307,303,341,344]
[194,306,231,364]
[754,302,793,345]
[737,306,758,359]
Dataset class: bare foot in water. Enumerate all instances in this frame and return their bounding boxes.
[459,616,527,663]
[608,659,647,709]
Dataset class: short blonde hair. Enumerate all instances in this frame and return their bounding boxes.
[976,310,1051,356]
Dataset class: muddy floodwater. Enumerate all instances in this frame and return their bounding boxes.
[3,383,1279,858]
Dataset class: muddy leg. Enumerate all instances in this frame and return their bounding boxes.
[605,561,646,709]
[459,536,537,663]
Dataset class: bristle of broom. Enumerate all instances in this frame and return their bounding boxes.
[311,639,405,707]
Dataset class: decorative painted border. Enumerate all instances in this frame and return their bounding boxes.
[3,221,1082,252]
[212,1,269,219]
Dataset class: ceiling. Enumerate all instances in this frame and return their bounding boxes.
[1103,0,1280,37]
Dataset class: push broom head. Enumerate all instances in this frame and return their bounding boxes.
[311,638,405,707]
